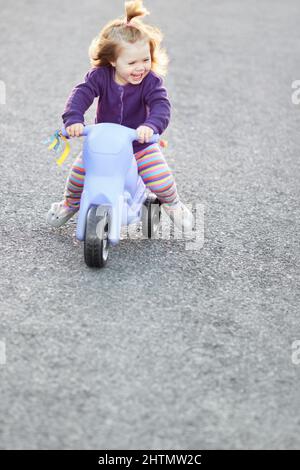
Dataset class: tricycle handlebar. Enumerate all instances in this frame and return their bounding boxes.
[60,124,160,144]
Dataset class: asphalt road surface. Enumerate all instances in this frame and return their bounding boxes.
[0,0,300,450]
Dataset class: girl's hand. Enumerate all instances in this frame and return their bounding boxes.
[136,125,154,144]
[66,123,84,137]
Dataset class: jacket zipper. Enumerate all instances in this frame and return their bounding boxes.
[120,89,124,124]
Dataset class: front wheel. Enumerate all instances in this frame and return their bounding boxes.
[84,205,109,268]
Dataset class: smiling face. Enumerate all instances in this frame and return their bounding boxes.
[110,40,152,85]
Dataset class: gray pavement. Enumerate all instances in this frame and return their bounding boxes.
[0,0,300,449]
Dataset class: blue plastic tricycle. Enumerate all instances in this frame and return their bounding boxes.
[60,123,162,268]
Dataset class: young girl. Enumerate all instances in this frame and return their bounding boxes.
[47,0,193,233]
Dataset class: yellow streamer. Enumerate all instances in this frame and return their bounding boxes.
[55,135,71,166]
[47,137,59,150]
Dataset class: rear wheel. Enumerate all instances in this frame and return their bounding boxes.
[84,205,109,268]
[142,196,162,238]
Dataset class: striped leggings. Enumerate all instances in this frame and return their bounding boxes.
[63,143,180,210]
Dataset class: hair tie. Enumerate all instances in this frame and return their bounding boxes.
[126,19,134,27]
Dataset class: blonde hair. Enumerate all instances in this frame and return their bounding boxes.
[88,0,169,77]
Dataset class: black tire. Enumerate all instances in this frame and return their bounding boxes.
[142,196,162,238]
[84,205,109,268]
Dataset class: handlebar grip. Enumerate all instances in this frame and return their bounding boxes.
[133,132,160,144]
[149,133,160,144]
[60,124,89,138]
[60,125,70,138]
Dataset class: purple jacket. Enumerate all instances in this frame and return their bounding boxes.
[62,65,171,153]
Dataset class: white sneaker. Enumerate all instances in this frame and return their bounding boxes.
[46,201,78,228]
[162,201,194,234]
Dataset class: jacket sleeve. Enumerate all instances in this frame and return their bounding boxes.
[61,68,102,128]
[142,75,171,135]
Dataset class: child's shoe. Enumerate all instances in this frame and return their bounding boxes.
[162,201,194,234]
[46,201,78,227]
